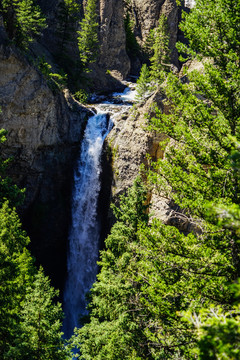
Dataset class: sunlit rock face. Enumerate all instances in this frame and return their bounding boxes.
[35,0,130,92]
[105,89,172,225]
[127,0,179,70]
[88,0,131,91]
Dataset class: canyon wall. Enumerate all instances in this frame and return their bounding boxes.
[36,0,181,89]
[0,19,91,289]
[0,0,194,288]
[88,0,131,91]
[131,0,179,66]
[105,91,173,226]
[35,0,130,92]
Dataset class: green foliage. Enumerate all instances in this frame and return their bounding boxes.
[0,201,34,359]
[124,12,140,58]
[146,0,240,355]
[57,0,80,53]
[13,268,69,360]
[34,57,68,91]
[74,89,89,104]
[149,14,171,84]
[71,178,150,359]
[0,0,47,49]
[197,306,240,360]
[0,202,69,359]
[184,145,240,359]
[0,129,25,207]
[142,29,155,60]
[149,0,240,225]
[185,298,240,359]
[0,133,70,359]
[72,0,240,358]
[71,175,236,358]
[136,63,151,101]
[77,0,99,72]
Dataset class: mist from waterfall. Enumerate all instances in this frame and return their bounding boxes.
[63,112,111,339]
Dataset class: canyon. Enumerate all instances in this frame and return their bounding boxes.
[0,0,192,290]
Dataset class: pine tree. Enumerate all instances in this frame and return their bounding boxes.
[149,0,240,258]
[0,0,47,49]
[0,129,25,207]
[57,0,80,53]
[71,178,150,359]
[184,143,240,359]
[14,268,69,360]
[71,177,235,359]
[124,12,139,59]
[149,14,171,84]
[73,0,240,358]
[77,0,98,71]
[136,63,151,101]
[0,203,69,359]
[0,131,69,359]
[146,0,240,354]
[0,202,34,359]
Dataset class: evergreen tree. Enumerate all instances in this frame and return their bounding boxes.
[124,12,140,59]
[71,178,151,359]
[0,132,69,359]
[136,63,151,101]
[184,144,240,359]
[14,268,69,360]
[0,0,47,49]
[149,14,171,84]
[73,0,240,358]
[77,0,98,71]
[57,0,80,53]
[0,202,70,360]
[71,177,235,359]
[0,129,25,207]
[146,0,240,354]
[0,202,34,359]
[149,0,240,261]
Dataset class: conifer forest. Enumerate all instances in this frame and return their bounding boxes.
[0,0,240,359]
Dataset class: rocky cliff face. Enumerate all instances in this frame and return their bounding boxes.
[0,22,91,289]
[0,0,194,289]
[128,0,179,68]
[36,0,130,92]
[105,87,198,232]
[88,0,131,91]
[105,91,173,225]
[36,0,181,89]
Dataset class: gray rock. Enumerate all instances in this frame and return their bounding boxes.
[0,42,91,289]
[105,90,172,224]
[129,0,179,67]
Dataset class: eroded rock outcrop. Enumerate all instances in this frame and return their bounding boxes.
[105,90,173,224]
[128,0,179,67]
[0,31,91,289]
[36,0,130,92]
[105,88,200,232]
[87,0,131,92]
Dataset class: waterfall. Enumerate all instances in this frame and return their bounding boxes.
[63,112,111,338]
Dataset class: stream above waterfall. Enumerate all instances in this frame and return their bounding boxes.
[63,84,137,338]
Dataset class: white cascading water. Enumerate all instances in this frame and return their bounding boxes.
[63,84,136,339]
[63,111,112,338]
